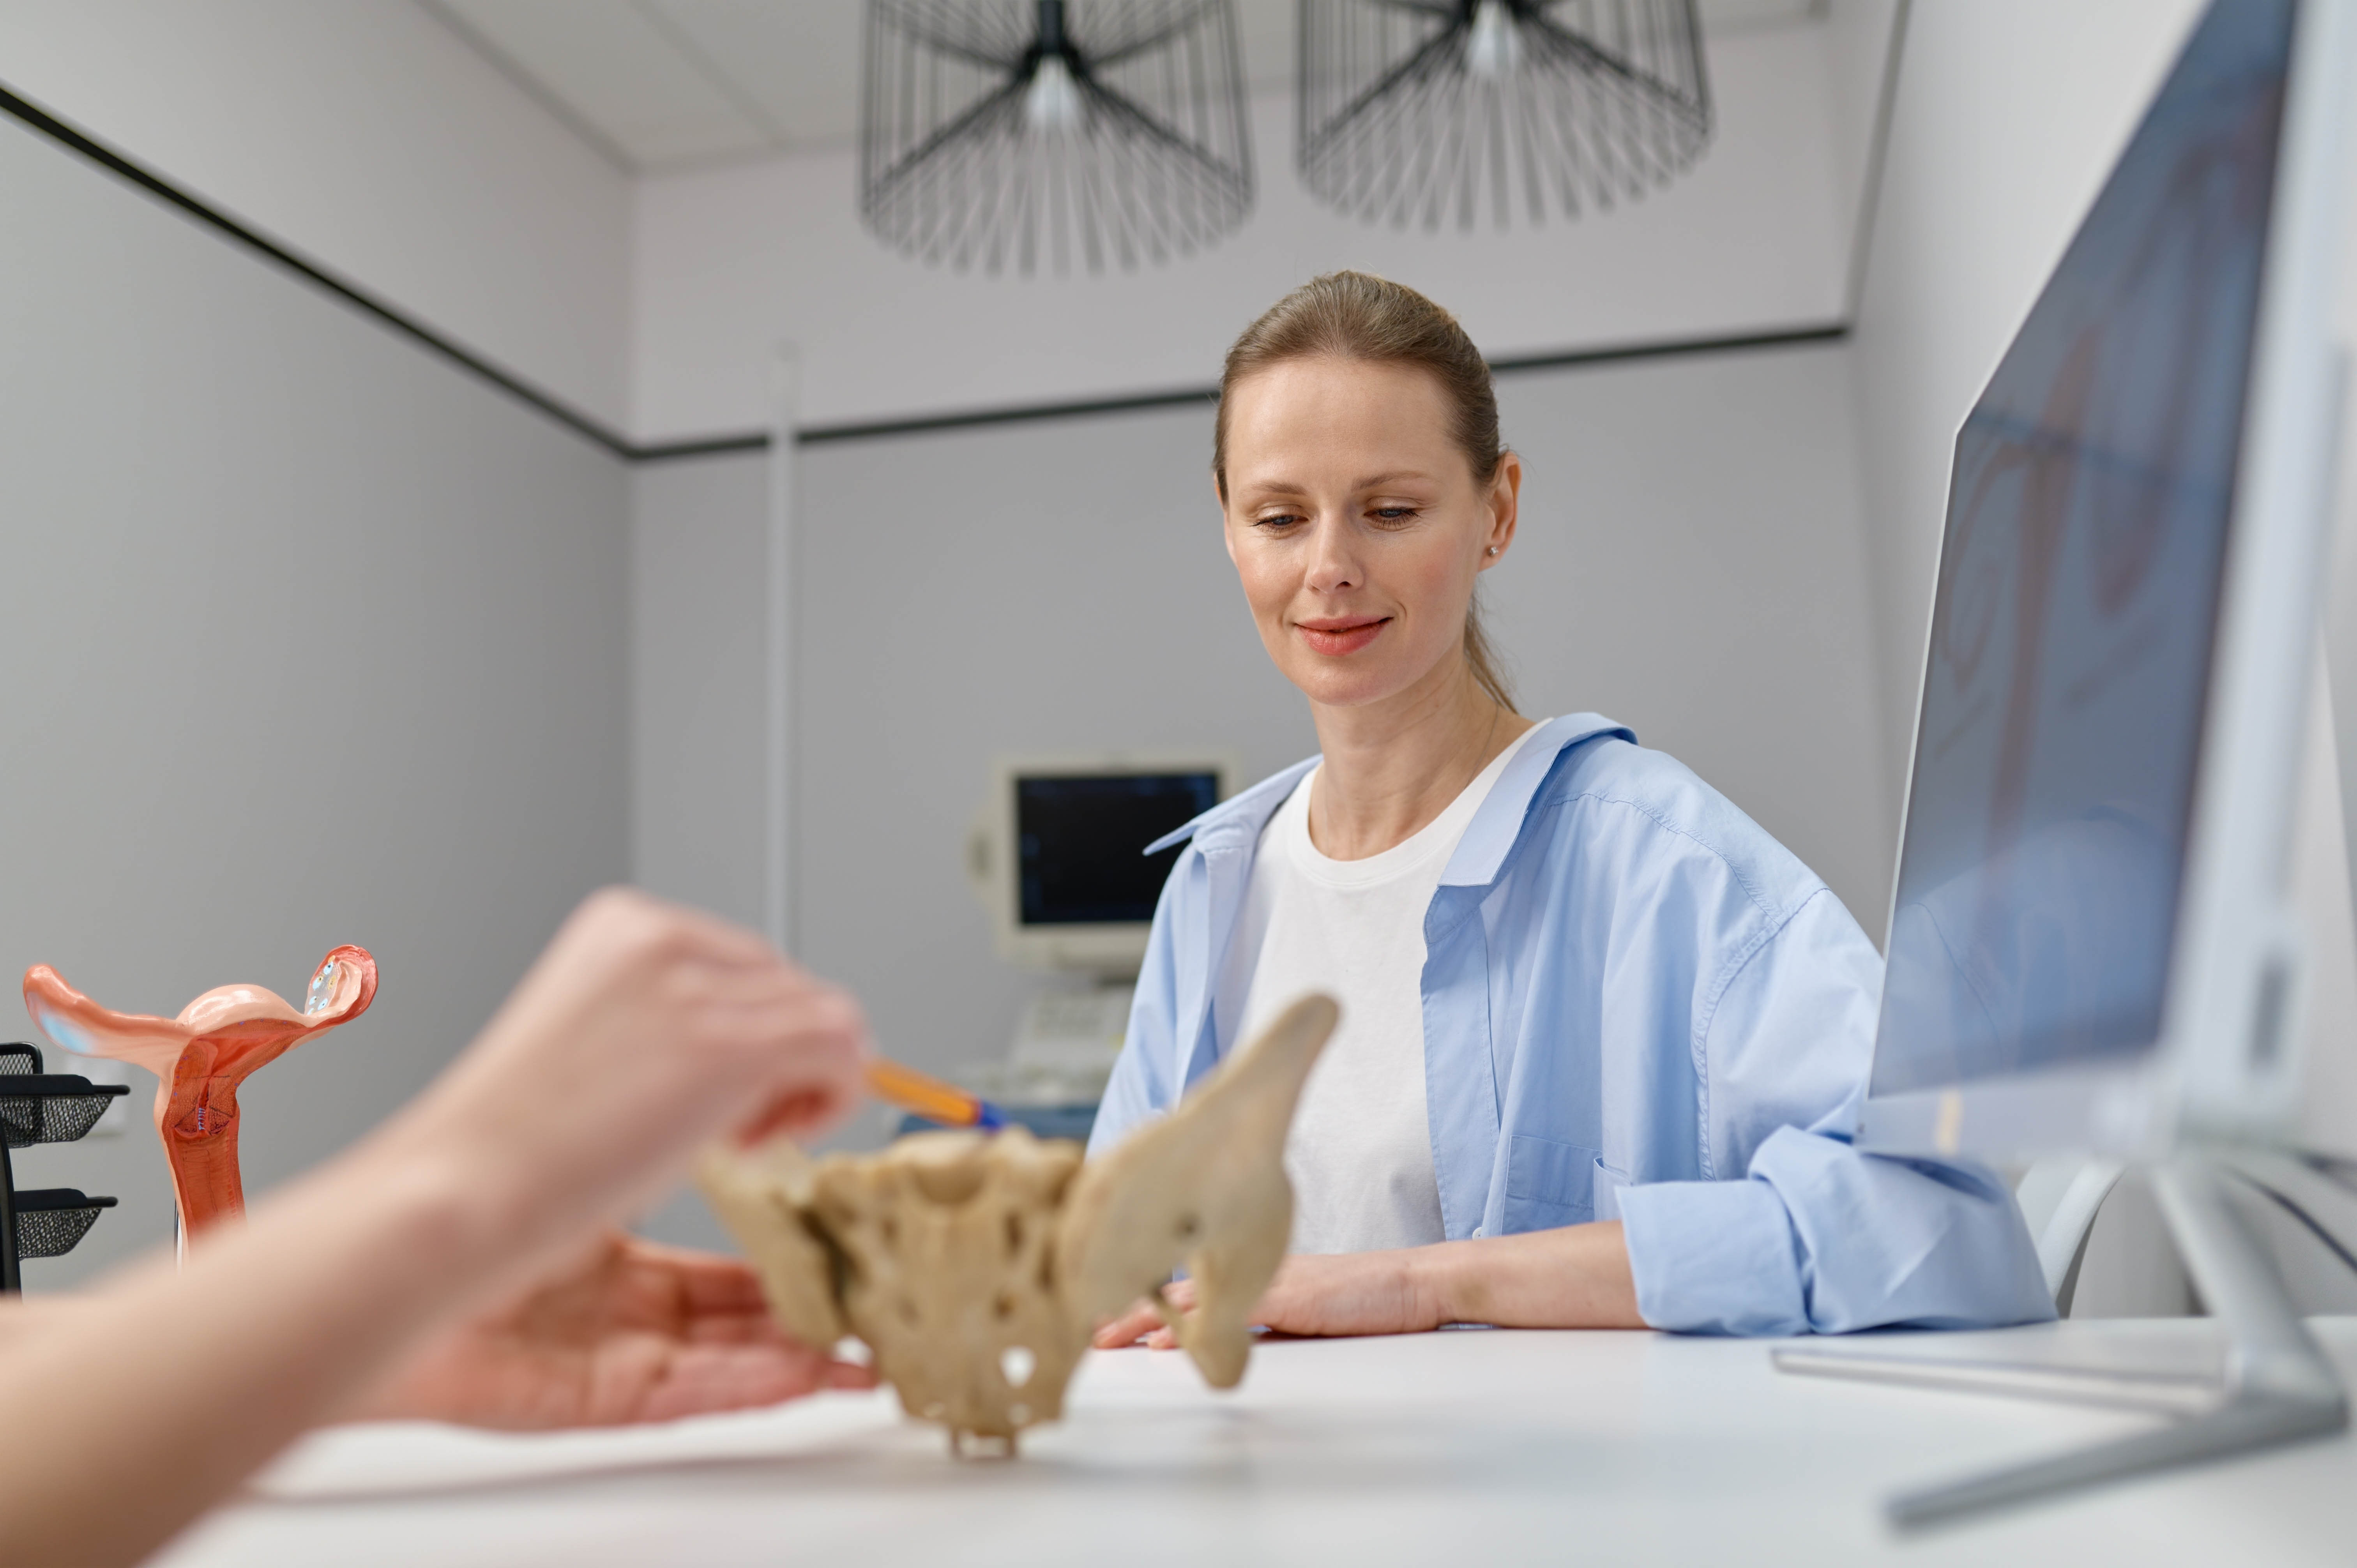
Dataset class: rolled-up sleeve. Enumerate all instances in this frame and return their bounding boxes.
[1617,890,2053,1335]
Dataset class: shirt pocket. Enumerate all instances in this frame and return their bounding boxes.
[1590,1156,1633,1224]
[1503,1135,1604,1232]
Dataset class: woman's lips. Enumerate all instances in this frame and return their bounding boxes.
[1295,617,1388,656]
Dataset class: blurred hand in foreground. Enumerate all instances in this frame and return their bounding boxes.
[0,888,875,1568]
[376,888,871,1285]
[354,1231,875,1430]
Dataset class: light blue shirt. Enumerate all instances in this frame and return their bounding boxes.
[1088,714,2055,1336]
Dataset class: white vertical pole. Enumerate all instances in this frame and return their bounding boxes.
[765,346,801,955]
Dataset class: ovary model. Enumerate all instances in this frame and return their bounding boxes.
[22,948,378,1243]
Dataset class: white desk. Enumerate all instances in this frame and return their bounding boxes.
[161,1319,2357,1567]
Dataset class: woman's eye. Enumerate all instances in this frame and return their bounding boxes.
[1254,512,1306,529]
[1369,507,1421,525]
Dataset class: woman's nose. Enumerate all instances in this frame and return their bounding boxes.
[1303,518,1362,593]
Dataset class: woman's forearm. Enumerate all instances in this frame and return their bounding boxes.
[1115,1221,1654,1343]
[1410,1221,1647,1329]
[0,1133,529,1568]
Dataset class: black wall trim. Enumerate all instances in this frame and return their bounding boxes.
[1489,321,1848,376]
[717,323,1846,454]
[803,385,1219,447]
[4,77,1851,466]
[634,433,772,462]
[0,79,639,461]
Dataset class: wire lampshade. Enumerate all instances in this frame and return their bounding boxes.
[1299,0,1712,231]
[860,0,1256,275]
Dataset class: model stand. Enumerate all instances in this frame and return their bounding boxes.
[0,1043,126,1293]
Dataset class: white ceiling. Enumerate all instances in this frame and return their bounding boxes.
[421,0,1825,173]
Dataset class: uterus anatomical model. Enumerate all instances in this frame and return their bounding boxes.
[22,948,378,1243]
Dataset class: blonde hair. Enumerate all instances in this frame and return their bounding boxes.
[1214,271,1516,712]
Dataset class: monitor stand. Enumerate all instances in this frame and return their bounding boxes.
[1772,1151,2348,1527]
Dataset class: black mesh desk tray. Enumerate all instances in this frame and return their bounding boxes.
[11,1189,116,1259]
[0,1043,127,1279]
[0,1044,130,1149]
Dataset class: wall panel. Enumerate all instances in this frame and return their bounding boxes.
[0,111,629,1285]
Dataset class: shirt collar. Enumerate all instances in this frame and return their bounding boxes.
[1141,712,1633,869]
[1438,713,1634,888]
[1141,756,1317,857]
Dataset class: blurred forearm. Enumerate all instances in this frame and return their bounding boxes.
[0,1131,523,1568]
[1412,1221,1647,1329]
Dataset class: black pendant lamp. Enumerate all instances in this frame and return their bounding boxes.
[860,0,1256,275]
[1298,0,1713,231]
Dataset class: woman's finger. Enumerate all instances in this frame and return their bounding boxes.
[733,1081,859,1146]
[1090,1300,1164,1349]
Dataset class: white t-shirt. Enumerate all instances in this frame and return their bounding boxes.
[1218,725,1546,1255]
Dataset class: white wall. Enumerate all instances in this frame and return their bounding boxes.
[0,105,630,1287]
[0,0,633,431]
[628,24,1854,440]
[1819,0,1901,305]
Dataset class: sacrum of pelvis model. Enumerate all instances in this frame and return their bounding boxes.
[700,992,1338,1451]
[22,948,379,1243]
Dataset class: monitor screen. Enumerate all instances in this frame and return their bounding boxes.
[1015,772,1220,927]
[1870,0,2293,1097]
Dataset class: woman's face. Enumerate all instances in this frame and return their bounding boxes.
[1219,357,1519,712]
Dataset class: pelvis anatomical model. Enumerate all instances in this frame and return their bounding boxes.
[22,948,379,1241]
[700,993,1338,1451]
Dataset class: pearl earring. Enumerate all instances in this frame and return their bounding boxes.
[1486,546,1500,555]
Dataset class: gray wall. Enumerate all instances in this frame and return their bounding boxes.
[631,456,768,933]
[0,113,630,1286]
[1486,344,1892,925]
[631,340,1893,1235]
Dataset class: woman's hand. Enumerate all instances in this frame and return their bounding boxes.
[1092,1251,1444,1349]
[350,1232,874,1429]
[1091,1225,1646,1349]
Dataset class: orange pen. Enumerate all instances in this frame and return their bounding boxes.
[864,1057,1008,1130]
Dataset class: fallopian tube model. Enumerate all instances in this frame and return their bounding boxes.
[699,992,1338,1452]
[23,948,378,1243]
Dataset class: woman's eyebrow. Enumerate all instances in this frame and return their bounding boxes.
[1237,481,1308,502]
[1235,469,1436,498]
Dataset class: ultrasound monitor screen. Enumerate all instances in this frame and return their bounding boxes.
[1870,0,2292,1096]
[1016,772,1220,926]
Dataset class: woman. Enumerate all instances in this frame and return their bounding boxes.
[1090,272,2050,1344]
[0,890,873,1568]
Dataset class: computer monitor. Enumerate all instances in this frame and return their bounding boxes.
[1857,0,2352,1165]
[968,756,1230,975]
[1777,0,2356,1524]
